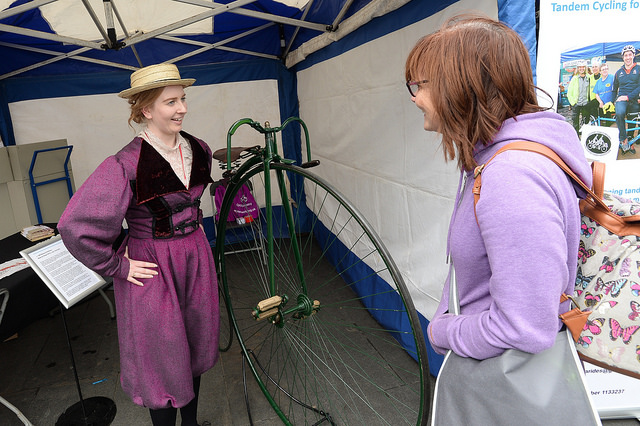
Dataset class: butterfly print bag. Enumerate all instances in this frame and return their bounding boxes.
[474,141,640,379]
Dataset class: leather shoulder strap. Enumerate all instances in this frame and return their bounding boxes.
[472,141,610,222]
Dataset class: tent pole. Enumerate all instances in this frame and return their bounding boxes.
[0,0,56,21]
[0,24,103,49]
[331,0,356,30]
[282,0,315,59]
[161,23,279,64]
[109,0,143,66]
[81,0,113,48]
[0,44,137,81]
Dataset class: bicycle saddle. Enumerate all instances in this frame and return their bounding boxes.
[213,146,249,162]
[213,146,260,163]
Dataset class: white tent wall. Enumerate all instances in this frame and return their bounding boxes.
[296,0,498,325]
[8,79,281,220]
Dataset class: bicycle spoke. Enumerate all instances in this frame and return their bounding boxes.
[218,163,428,425]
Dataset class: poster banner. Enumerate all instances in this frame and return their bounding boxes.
[538,0,640,201]
[538,1,640,418]
[583,362,640,419]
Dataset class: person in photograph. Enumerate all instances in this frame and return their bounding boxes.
[590,60,602,81]
[587,59,602,119]
[613,44,640,154]
[58,63,217,426]
[567,59,593,134]
[593,62,615,121]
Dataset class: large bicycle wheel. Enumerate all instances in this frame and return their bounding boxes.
[216,162,429,425]
[218,280,233,352]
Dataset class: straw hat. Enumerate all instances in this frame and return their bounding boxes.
[118,63,195,98]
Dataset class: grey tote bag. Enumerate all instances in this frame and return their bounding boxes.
[430,264,601,426]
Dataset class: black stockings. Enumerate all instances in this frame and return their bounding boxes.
[149,376,201,426]
[149,406,177,426]
[180,376,201,426]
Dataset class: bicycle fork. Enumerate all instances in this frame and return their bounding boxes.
[252,124,320,326]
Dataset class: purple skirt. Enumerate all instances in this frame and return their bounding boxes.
[114,229,219,409]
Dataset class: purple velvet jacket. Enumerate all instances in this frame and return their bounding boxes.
[428,111,592,360]
[58,131,214,281]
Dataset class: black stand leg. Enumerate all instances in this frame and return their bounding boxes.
[55,302,117,426]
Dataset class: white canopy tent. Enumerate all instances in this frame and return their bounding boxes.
[0,0,536,374]
[0,0,414,79]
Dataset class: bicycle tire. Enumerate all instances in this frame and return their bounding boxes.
[216,162,429,425]
[218,280,233,352]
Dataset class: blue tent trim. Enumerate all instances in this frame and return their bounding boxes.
[2,58,285,103]
[0,85,14,146]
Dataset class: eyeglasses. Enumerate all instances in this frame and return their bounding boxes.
[406,80,428,97]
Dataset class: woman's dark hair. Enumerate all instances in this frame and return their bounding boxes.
[405,15,546,171]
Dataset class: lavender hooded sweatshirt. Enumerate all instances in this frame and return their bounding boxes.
[428,110,592,360]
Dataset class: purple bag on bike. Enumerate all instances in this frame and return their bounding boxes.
[214,181,259,223]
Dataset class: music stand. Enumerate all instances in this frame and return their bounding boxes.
[55,302,117,426]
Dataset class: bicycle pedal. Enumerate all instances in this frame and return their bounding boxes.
[254,307,279,321]
[252,295,284,320]
[301,160,320,168]
[257,295,282,311]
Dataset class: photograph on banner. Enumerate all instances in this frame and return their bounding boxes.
[538,0,640,419]
[538,0,640,206]
[559,42,640,162]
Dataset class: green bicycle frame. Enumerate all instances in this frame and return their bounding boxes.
[216,117,313,300]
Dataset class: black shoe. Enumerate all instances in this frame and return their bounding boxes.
[630,146,637,154]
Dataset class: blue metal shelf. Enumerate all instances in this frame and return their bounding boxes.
[28,146,74,224]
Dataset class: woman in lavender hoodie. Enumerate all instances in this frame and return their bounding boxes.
[405,17,592,364]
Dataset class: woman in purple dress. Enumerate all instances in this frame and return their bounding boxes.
[58,63,218,426]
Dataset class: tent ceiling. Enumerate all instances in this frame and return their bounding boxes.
[0,0,406,80]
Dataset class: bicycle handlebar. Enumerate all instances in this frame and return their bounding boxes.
[224,117,312,171]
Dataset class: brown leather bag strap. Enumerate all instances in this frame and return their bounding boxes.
[473,142,640,342]
[472,140,610,216]
[473,141,640,236]
[591,160,606,200]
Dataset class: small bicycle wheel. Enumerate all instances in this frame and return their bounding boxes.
[217,162,429,425]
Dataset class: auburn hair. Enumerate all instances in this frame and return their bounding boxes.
[126,87,164,128]
[405,15,546,171]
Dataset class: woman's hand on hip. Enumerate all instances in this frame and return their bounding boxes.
[124,246,158,286]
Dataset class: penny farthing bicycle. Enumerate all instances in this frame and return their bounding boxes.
[213,117,429,425]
